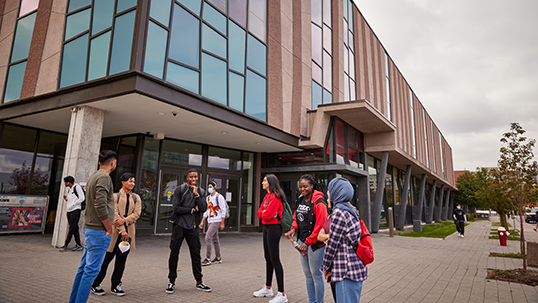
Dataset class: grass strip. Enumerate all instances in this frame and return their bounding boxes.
[489,252,524,259]
[396,221,460,239]
[492,222,512,227]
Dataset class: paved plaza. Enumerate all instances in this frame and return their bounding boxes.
[1,217,538,302]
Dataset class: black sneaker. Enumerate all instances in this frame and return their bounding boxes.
[59,246,67,252]
[211,257,222,264]
[91,286,105,296]
[201,258,212,266]
[72,245,83,251]
[111,284,125,296]
[165,283,175,294]
[196,281,211,292]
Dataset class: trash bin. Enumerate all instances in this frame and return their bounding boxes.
[497,227,507,246]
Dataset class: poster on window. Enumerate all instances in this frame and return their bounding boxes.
[0,195,49,234]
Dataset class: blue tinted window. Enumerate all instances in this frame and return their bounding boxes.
[109,10,136,75]
[92,0,114,35]
[202,2,226,34]
[201,53,227,104]
[169,5,199,68]
[65,8,90,41]
[88,31,111,81]
[312,80,322,110]
[229,72,244,111]
[60,34,89,88]
[228,21,245,73]
[178,0,201,16]
[245,70,266,121]
[202,24,226,59]
[116,0,137,13]
[166,62,199,94]
[10,12,36,63]
[150,0,172,27]
[246,34,266,76]
[68,0,91,13]
[323,88,332,104]
[3,61,27,103]
[144,21,168,79]
[229,0,247,28]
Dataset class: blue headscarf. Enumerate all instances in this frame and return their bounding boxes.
[328,177,359,221]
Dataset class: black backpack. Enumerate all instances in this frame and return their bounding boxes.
[73,184,86,210]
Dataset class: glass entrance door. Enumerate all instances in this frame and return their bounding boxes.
[155,169,182,234]
[206,174,240,231]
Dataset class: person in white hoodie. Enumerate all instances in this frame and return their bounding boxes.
[60,176,85,252]
[199,180,227,265]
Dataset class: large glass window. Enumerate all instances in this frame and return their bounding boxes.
[208,147,241,170]
[423,108,429,168]
[241,152,255,225]
[144,0,267,121]
[311,0,332,109]
[60,0,137,88]
[162,140,202,166]
[385,52,391,120]
[342,0,356,102]
[3,2,38,103]
[326,118,365,168]
[410,88,417,159]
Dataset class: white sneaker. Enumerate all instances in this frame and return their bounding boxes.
[269,292,288,303]
[253,286,273,297]
[460,234,464,238]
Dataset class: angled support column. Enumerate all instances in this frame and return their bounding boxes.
[426,180,437,224]
[413,174,427,232]
[442,189,451,221]
[434,184,444,222]
[358,152,371,230]
[449,191,455,219]
[395,165,412,230]
[371,151,389,233]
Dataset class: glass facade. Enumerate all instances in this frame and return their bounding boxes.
[144,0,268,122]
[342,0,356,102]
[410,88,417,159]
[311,0,332,110]
[3,1,39,103]
[423,108,429,168]
[385,52,391,121]
[60,0,137,88]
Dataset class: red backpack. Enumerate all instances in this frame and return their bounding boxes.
[348,219,374,265]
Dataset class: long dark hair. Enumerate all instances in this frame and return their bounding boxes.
[299,174,321,192]
[265,174,287,203]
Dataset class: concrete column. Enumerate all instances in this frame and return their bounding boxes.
[395,165,411,230]
[425,180,436,224]
[52,106,105,248]
[371,151,388,233]
[449,192,455,219]
[442,189,450,221]
[413,174,427,232]
[357,176,370,231]
[434,184,444,222]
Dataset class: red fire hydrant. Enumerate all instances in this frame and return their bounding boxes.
[497,227,507,246]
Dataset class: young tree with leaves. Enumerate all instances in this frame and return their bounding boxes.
[492,122,538,270]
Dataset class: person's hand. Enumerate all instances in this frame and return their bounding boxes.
[220,222,225,230]
[195,205,199,212]
[105,227,113,236]
[190,185,198,196]
[121,231,129,242]
[199,222,204,229]
[298,243,308,253]
[284,229,296,240]
[63,195,67,201]
[114,218,126,227]
[324,269,332,282]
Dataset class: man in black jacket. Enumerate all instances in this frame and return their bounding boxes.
[166,168,211,294]
[453,204,466,238]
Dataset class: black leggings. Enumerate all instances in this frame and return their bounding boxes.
[263,224,284,293]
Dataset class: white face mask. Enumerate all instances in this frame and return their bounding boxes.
[457,206,461,210]
[208,188,214,194]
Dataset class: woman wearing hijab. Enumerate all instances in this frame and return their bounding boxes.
[320,178,367,303]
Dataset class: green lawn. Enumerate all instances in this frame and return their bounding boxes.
[396,221,462,239]
[492,222,512,227]
[489,252,524,259]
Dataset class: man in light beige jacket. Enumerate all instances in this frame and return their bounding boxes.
[91,173,141,296]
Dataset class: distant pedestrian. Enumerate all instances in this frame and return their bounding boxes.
[320,178,367,303]
[453,204,466,238]
[199,180,227,266]
[91,173,141,296]
[284,175,328,303]
[60,176,85,252]
[253,174,288,303]
[69,150,117,303]
[166,168,211,294]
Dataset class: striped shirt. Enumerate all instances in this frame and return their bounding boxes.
[319,208,368,282]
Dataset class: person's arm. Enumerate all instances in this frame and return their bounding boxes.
[318,228,329,243]
[172,185,193,215]
[195,189,207,214]
[261,194,280,221]
[199,216,206,229]
[218,195,226,230]
[257,202,265,219]
[94,176,113,235]
[305,200,329,246]
[320,210,347,274]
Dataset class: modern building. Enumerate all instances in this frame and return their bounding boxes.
[0,0,456,245]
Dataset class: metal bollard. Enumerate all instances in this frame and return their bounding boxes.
[388,207,394,237]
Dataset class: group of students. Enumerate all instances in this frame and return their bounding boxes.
[255,174,368,303]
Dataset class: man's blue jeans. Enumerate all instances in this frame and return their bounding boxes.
[298,240,325,303]
[69,228,112,303]
[335,278,363,303]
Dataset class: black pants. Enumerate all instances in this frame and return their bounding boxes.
[92,238,129,289]
[168,224,202,283]
[455,221,465,235]
[65,209,81,247]
[263,224,284,293]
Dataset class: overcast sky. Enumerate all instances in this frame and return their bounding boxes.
[354,0,538,170]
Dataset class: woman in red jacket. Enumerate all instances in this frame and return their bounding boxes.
[285,174,328,303]
[253,174,288,303]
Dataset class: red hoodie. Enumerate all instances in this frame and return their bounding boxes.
[257,192,284,225]
[291,190,328,247]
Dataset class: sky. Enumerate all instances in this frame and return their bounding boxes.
[354,0,538,170]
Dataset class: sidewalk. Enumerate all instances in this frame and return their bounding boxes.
[1,218,537,302]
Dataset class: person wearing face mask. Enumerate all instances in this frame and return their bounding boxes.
[453,204,467,238]
[199,180,227,266]
[284,174,328,303]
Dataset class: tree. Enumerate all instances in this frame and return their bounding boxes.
[455,170,485,208]
[492,122,538,270]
